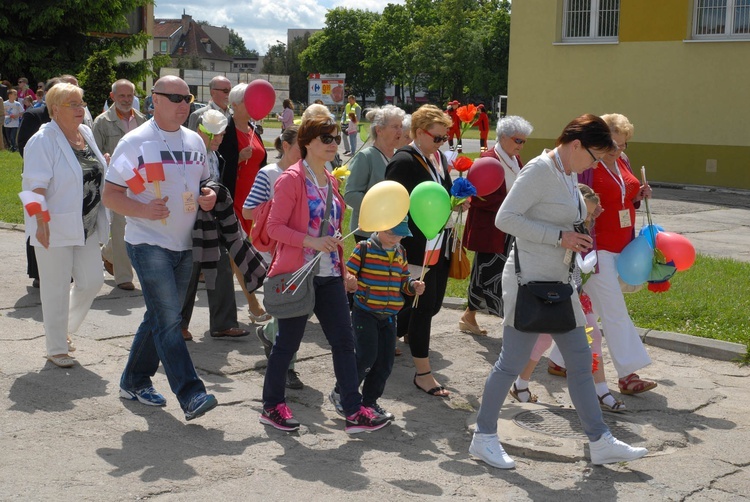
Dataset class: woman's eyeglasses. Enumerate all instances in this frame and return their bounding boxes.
[59,102,87,109]
[615,142,628,151]
[153,92,195,104]
[319,134,342,145]
[423,129,449,143]
[511,137,526,145]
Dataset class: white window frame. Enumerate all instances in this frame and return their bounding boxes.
[160,40,168,53]
[562,0,620,43]
[693,0,750,39]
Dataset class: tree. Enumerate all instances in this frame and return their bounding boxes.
[78,52,116,113]
[0,1,151,83]
[225,28,259,58]
[262,42,288,75]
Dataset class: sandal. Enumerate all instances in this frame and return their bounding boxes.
[598,392,627,413]
[181,328,193,341]
[618,373,657,395]
[46,354,76,368]
[395,347,402,357]
[248,310,272,323]
[547,361,567,378]
[509,382,538,403]
[458,319,488,336]
[413,371,449,397]
[67,337,76,352]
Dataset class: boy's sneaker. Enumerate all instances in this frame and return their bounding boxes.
[256,326,273,359]
[469,432,515,469]
[259,403,300,431]
[119,386,167,407]
[184,393,218,421]
[367,402,394,421]
[328,389,345,417]
[286,369,304,390]
[589,431,648,465]
[345,406,389,434]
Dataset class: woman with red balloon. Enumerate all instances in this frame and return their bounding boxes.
[459,116,533,336]
[549,113,658,397]
[219,81,274,323]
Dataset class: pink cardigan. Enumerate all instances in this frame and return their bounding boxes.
[266,159,347,277]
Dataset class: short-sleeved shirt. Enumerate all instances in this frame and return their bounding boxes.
[592,156,641,253]
[105,120,209,251]
[243,163,283,210]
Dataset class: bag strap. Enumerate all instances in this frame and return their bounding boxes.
[513,236,575,284]
[318,179,334,238]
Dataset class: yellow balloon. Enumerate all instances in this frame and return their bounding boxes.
[359,181,410,232]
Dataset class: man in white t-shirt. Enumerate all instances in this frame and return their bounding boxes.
[102,75,219,422]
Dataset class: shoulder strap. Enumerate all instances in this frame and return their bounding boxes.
[514,236,575,284]
[355,240,370,279]
[318,180,334,237]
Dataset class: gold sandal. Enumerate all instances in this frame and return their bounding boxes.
[459,318,488,336]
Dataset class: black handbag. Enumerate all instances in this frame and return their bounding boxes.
[512,239,576,334]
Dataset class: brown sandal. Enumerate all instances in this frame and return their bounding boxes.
[509,382,538,403]
[598,392,626,412]
[547,361,567,378]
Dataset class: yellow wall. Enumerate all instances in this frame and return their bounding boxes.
[508,0,750,189]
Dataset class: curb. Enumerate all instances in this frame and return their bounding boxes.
[445,295,747,362]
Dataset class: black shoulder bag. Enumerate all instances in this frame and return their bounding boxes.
[513,240,577,334]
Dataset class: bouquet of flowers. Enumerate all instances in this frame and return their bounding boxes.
[449,176,477,252]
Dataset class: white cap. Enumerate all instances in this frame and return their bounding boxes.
[200,109,228,135]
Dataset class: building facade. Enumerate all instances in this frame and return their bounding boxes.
[154,15,234,73]
[508,0,750,189]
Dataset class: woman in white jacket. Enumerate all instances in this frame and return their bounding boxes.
[22,83,109,368]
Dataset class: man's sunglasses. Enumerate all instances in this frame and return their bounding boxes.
[153,92,195,104]
[423,129,449,143]
[320,134,342,145]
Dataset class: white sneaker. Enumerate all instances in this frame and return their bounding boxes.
[469,433,515,469]
[589,431,647,465]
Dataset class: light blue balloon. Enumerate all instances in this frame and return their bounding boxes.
[617,235,654,285]
[638,224,665,248]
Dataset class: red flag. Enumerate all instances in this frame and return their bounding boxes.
[143,162,165,182]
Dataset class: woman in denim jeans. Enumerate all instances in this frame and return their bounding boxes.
[259,113,389,435]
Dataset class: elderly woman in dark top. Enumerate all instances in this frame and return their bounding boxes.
[22,83,109,368]
[469,114,647,469]
[385,104,466,397]
[345,104,405,243]
[460,115,533,335]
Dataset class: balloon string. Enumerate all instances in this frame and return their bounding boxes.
[641,166,656,246]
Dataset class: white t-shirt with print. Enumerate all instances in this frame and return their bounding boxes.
[106,120,209,251]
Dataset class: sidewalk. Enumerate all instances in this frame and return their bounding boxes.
[1,186,749,500]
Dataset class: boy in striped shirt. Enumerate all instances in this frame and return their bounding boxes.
[334,217,425,421]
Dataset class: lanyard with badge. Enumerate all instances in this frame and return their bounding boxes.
[152,121,195,213]
[603,158,631,228]
[552,149,585,266]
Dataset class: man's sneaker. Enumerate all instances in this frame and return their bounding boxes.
[184,393,218,421]
[345,406,389,434]
[469,432,515,469]
[589,431,647,465]
[328,389,345,417]
[367,402,394,421]
[119,386,167,407]
[286,369,304,390]
[256,325,273,359]
[259,403,300,431]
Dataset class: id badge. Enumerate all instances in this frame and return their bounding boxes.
[618,209,631,228]
[182,191,197,213]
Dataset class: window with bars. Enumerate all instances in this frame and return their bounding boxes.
[694,0,750,38]
[563,0,620,42]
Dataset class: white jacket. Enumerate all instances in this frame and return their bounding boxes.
[22,120,109,247]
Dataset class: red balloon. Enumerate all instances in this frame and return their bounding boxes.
[466,157,505,197]
[655,232,696,271]
[244,79,276,121]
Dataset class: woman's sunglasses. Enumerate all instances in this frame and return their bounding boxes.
[423,129,449,143]
[320,134,342,145]
[153,92,195,104]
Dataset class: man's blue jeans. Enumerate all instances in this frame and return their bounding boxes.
[122,243,206,411]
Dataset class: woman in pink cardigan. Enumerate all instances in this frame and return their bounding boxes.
[258,113,389,435]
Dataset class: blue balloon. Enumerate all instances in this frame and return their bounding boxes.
[638,224,665,248]
[617,235,654,285]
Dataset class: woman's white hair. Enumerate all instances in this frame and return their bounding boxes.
[365,105,406,139]
[496,115,533,140]
[228,83,248,108]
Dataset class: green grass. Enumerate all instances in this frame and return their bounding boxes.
[0,150,24,224]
